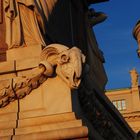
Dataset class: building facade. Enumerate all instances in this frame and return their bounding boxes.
[105,20,140,134]
[106,69,140,132]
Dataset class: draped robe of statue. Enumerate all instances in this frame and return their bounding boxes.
[4,0,57,49]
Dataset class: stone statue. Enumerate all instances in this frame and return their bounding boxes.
[4,0,57,49]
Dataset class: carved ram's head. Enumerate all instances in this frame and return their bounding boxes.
[40,44,85,89]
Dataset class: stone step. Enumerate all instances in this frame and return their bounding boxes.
[13,126,88,140]
[15,120,82,135]
[18,112,76,128]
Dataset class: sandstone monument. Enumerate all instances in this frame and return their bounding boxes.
[0,0,136,140]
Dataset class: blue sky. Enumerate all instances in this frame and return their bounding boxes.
[91,1,140,89]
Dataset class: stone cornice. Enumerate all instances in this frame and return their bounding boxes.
[123,112,140,120]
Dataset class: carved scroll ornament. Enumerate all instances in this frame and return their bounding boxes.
[0,44,85,108]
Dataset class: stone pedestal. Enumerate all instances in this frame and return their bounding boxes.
[0,61,88,139]
[18,76,72,118]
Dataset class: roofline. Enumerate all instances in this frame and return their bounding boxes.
[106,87,130,92]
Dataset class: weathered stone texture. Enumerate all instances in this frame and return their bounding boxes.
[0,4,7,62]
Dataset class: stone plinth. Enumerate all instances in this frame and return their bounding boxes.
[0,57,88,139]
[19,76,72,119]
